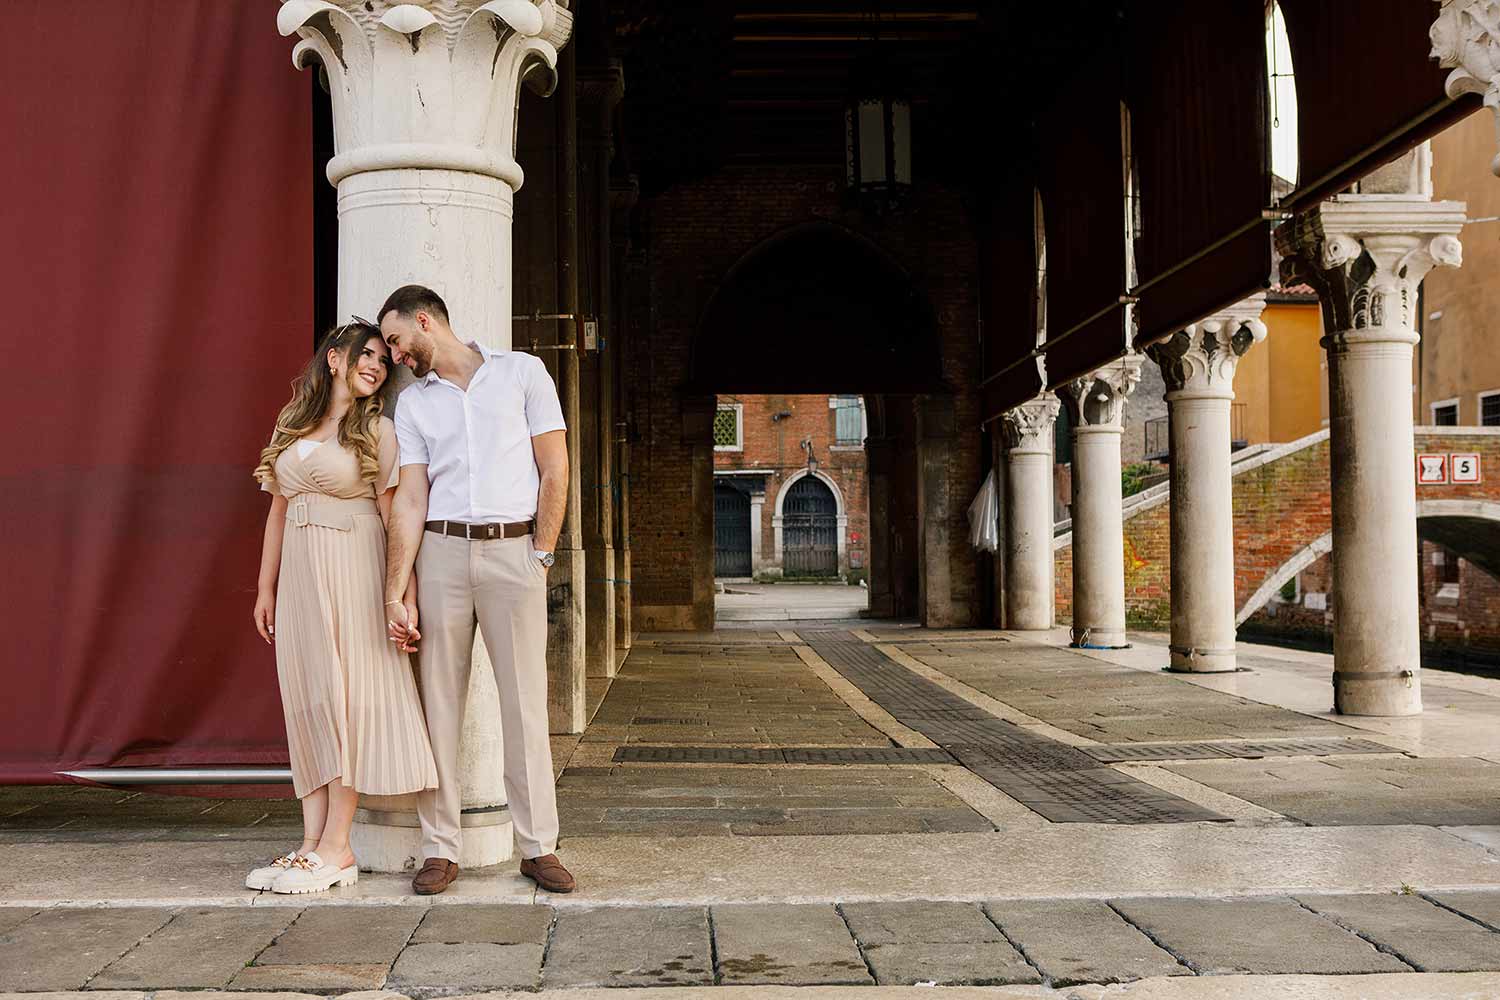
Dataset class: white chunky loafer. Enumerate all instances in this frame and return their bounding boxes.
[245,851,301,891]
[270,850,359,894]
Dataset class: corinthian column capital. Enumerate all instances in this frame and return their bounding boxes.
[1432,0,1500,175]
[1275,196,1465,345]
[1057,353,1144,431]
[1001,394,1060,454]
[1148,295,1267,398]
[277,0,574,189]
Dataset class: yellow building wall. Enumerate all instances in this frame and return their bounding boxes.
[1230,300,1324,446]
[1425,109,1500,424]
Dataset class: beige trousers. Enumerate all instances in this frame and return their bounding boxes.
[414,531,558,861]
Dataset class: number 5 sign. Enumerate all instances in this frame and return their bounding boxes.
[1452,453,1482,484]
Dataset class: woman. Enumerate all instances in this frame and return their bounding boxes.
[248,320,438,894]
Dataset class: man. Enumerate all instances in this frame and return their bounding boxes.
[378,284,575,895]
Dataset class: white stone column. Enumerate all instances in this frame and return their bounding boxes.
[278,0,572,872]
[1147,297,1266,673]
[1000,394,1060,630]
[748,491,766,575]
[1277,195,1465,716]
[1058,354,1143,648]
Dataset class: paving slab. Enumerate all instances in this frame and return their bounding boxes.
[90,906,297,989]
[1110,896,1411,975]
[1296,893,1500,972]
[860,942,1040,986]
[987,898,1187,986]
[408,903,552,945]
[252,904,424,965]
[710,903,872,985]
[0,909,36,936]
[226,964,389,991]
[544,905,712,987]
[1426,890,1500,931]
[386,942,543,991]
[840,901,1005,945]
[0,906,173,991]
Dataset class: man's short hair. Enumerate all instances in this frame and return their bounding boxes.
[378,284,449,325]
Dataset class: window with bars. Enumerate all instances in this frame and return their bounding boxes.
[1481,392,1500,427]
[831,395,863,445]
[1433,401,1458,426]
[713,403,743,450]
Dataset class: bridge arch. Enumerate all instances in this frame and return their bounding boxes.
[1235,499,1500,624]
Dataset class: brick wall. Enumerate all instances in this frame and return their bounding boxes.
[714,394,870,578]
[628,166,983,628]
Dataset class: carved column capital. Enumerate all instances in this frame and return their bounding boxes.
[1001,394,1060,454]
[1148,295,1267,398]
[1057,353,1144,431]
[1275,196,1465,346]
[1432,0,1500,175]
[277,0,574,189]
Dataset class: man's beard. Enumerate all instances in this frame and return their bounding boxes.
[408,339,434,377]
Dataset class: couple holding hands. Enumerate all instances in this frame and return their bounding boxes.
[249,285,573,896]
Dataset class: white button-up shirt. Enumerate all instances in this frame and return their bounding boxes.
[393,344,566,523]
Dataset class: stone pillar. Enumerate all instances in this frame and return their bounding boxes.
[865,436,896,617]
[1277,194,1465,715]
[546,46,587,732]
[916,395,958,627]
[1058,354,1143,649]
[1000,394,1060,630]
[1147,297,1266,673]
[277,0,573,870]
[610,178,640,653]
[748,490,767,575]
[684,395,718,630]
[578,63,624,680]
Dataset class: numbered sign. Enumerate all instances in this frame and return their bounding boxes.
[1417,453,1448,485]
[1452,453,1482,484]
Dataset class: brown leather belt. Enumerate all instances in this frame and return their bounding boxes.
[425,519,534,540]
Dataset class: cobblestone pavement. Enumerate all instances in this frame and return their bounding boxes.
[3,894,1499,992]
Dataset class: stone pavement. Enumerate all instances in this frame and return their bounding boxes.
[8,590,1500,995]
[5,893,1500,992]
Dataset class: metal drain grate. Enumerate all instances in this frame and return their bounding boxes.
[630,717,709,726]
[805,637,1229,825]
[613,746,954,765]
[1081,738,1397,762]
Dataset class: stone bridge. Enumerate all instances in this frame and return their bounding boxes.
[1054,427,1500,630]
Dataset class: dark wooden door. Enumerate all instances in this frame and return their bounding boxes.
[783,475,838,577]
[714,482,752,577]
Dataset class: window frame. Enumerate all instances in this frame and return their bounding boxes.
[1478,389,1500,427]
[829,395,865,448]
[1430,398,1460,427]
[713,402,744,452]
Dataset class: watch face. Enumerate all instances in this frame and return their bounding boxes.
[541,552,555,568]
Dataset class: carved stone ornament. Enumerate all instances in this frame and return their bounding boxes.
[1001,394,1061,453]
[1057,353,1144,431]
[277,0,573,189]
[1432,0,1500,175]
[1275,197,1464,342]
[1148,296,1267,397]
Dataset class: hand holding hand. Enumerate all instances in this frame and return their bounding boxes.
[387,598,421,653]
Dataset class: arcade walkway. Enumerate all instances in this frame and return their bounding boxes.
[5,611,1500,995]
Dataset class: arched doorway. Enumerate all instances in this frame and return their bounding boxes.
[782,475,839,577]
[714,482,752,578]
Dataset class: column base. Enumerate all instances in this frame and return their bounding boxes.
[1333,671,1422,717]
[350,805,513,873]
[1070,626,1129,649]
[1166,645,1237,673]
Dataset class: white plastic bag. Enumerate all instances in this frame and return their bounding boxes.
[967,469,1000,553]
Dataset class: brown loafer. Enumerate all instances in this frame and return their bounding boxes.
[412,857,458,895]
[520,853,575,893]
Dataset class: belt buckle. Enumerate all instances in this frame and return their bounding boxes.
[291,500,309,528]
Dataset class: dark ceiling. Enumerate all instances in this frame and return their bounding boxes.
[600,2,1126,194]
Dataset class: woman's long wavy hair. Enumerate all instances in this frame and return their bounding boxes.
[255,321,388,489]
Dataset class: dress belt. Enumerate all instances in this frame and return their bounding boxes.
[286,494,378,531]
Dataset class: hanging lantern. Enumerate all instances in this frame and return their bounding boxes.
[844,48,912,207]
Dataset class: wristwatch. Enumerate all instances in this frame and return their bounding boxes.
[535,550,555,568]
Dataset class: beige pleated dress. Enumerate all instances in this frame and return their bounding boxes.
[263,417,438,799]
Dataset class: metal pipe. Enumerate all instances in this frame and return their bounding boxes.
[59,768,292,785]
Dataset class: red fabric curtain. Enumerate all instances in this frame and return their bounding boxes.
[977,181,1044,422]
[0,4,313,781]
[1281,0,1480,210]
[1129,0,1270,347]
